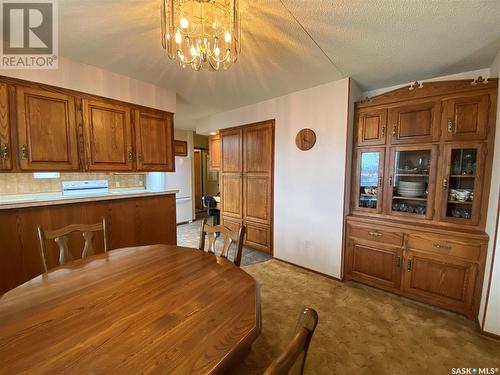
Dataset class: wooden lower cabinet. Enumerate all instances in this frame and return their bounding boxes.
[402,250,477,315]
[0,194,177,294]
[222,216,272,254]
[346,240,402,290]
[345,218,487,319]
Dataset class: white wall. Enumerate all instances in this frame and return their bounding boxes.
[173,129,195,221]
[197,78,350,278]
[481,49,500,335]
[0,57,176,113]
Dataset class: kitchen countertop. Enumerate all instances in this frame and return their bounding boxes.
[0,189,179,210]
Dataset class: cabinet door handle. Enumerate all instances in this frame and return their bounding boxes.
[138,152,143,162]
[378,176,382,187]
[407,259,413,272]
[368,231,382,237]
[389,175,393,186]
[447,119,454,133]
[19,144,27,160]
[396,256,401,268]
[381,126,386,137]
[433,243,452,250]
[0,144,8,160]
[392,124,397,136]
[127,151,133,161]
[442,177,448,190]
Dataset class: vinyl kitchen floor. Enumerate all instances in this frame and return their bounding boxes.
[176,219,272,266]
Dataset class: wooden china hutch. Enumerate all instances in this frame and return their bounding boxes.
[345,77,498,320]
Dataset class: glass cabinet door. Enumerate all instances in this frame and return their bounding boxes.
[440,143,484,225]
[355,148,384,213]
[387,146,437,219]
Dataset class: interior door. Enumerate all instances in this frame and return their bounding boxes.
[356,109,387,146]
[402,250,477,312]
[442,94,489,141]
[438,143,485,226]
[194,150,203,210]
[0,83,11,170]
[388,101,440,144]
[346,240,402,290]
[221,128,243,220]
[16,86,79,171]
[243,122,273,225]
[353,148,385,214]
[134,110,174,171]
[82,99,133,171]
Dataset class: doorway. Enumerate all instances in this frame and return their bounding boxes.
[194,148,220,218]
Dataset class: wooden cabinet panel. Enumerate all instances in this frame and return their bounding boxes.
[402,250,477,313]
[16,86,79,170]
[243,122,273,174]
[407,234,481,261]
[208,134,221,170]
[174,140,188,157]
[388,101,440,144]
[356,109,387,146]
[221,216,242,233]
[221,174,243,219]
[135,110,174,171]
[244,175,271,224]
[346,240,402,290]
[349,224,403,247]
[442,94,489,141]
[0,83,11,170]
[0,194,177,294]
[82,99,133,171]
[244,222,271,254]
[221,129,242,173]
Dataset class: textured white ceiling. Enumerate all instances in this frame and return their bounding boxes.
[58,0,500,129]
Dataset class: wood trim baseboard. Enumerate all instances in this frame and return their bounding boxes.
[273,257,343,282]
[479,328,500,341]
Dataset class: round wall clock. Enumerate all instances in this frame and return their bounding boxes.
[295,129,316,151]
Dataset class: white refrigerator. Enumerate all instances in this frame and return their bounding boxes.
[146,156,193,224]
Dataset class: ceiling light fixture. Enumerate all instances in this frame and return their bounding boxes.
[161,0,241,71]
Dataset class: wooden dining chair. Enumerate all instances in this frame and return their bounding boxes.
[198,218,246,267]
[264,307,319,375]
[37,218,108,272]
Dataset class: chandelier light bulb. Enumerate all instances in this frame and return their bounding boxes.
[224,32,231,43]
[175,31,182,44]
[214,46,220,56]
[180,17,189,29]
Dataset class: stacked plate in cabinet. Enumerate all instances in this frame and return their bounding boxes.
[397,181,426,198]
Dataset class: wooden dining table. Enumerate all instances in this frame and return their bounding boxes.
[0,245,261,374]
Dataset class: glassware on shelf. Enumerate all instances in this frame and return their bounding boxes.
[358,151,380,210]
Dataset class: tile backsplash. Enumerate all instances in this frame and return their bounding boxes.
[0,173,145,195]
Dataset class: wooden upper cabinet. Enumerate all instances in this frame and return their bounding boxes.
[134,110,174,171]
[16,86,79,171]
[208,134,221,171]
[82,99,133,171]
[356,109,387,146]
[243,122,273,174]
[0,83,11,171]
[388,101,440,144]
[442,94,489,141]
[174,140,188,157]
[221,129,242,173]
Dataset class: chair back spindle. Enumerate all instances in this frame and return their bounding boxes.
[198,218,245,266]
[38,218,108,273]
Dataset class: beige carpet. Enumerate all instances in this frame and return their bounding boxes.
[239,260,500,375]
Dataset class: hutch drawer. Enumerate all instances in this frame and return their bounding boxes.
[407,235,481,261]
[349,225,404,247]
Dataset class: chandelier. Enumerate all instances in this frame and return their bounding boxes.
[161,0,241,71]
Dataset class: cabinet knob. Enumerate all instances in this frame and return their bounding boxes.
[396,256,401,268]
[407,259,413,272]
[389,175,393,186]
[392,124,397,136]
[442,177,448,190]
[127,151,133,161]
[447,119,455,133]
[138,152,143,162]
[378,176,382,187]
[19,144,27,160]
[433,243,452,250]
[0,144,8,160]
[381,126,386,137]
